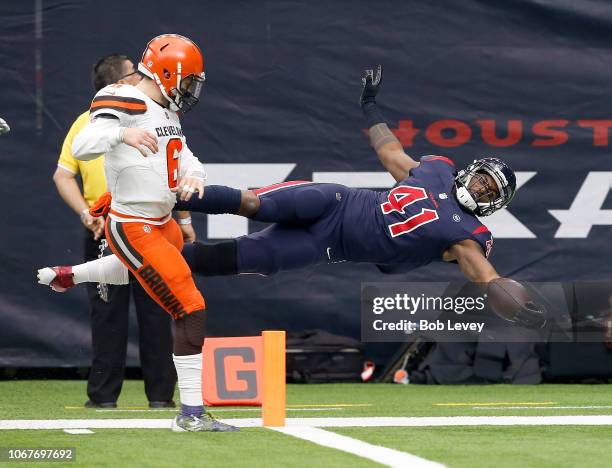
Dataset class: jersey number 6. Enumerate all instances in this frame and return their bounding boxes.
[166,138,182,189]
[381,186,439,237]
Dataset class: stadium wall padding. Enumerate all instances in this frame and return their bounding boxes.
[1,0,612,366]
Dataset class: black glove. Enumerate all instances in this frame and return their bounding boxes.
[360,64,383,107]
[512,301,547,329]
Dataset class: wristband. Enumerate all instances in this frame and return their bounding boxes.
[80,208,90,221]
[177,216,192,225]
[362,102,387,128]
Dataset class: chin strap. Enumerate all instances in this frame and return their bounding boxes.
[455,184,478,213]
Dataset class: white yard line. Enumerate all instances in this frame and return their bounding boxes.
[271,426,444,468]
[2,415,612,430]
[63,429,94,434]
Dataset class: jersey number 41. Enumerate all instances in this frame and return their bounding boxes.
[381,186,439,237]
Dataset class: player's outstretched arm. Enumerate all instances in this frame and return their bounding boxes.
[446,240,547,328]
[444,239,499,283]
[360,65,419,182]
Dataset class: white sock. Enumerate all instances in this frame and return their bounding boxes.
[173,353,203,406]
[72,255,129,285]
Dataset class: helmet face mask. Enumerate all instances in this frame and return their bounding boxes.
[454,158,516,216]
[172,73,205,112]
[138,34,205,112]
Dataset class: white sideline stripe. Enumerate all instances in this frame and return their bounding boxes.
[2,415,612,430]
[95,409,176,413]
[1,420,172,430]
[94,407,344,413]
[271,426,444,468]
[269,416,612,427]
[63,429,94,434]
[474,405,612,410]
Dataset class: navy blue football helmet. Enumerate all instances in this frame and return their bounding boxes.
[455,158,516,216]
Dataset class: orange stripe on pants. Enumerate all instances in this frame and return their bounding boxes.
[105,218,205,319]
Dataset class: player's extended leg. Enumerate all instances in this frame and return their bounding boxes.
[176,181,349,225]
[177,182,349,276]
[37,254,130,291]
[236,225,326,275]
[38,225,326,286]
[39,239,236,287]
[182,183,349,277]
[37,182,348,285]
[185,221,339,277]
[250,181,348,225]
[181,228,321,277]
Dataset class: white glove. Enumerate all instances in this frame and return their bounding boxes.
[0,118,10,135]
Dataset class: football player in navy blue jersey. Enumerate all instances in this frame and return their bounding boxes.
[174,66,515,287]
[39,65,545,328]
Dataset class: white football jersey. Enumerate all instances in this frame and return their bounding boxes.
[86,83,205,222]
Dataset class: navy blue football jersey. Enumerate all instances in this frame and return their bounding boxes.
[340,155,493,272]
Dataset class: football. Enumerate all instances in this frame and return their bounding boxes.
[487,277,530,322]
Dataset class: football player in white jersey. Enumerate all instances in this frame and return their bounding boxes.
[57,34,236,432]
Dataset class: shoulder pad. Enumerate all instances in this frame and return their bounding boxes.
[420,155,455,167]
[90,85,147,116]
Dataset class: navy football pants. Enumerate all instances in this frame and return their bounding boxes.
[238,182,348,275]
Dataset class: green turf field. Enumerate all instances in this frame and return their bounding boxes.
[1,381,611,467]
